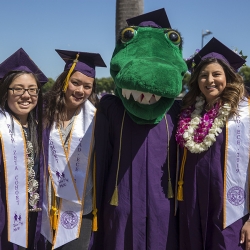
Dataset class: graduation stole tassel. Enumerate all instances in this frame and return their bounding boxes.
[177,147,187,201]
[62,53,80,93]
[110,111,126,207]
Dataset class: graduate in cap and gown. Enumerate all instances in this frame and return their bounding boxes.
[0,48,48,250]
[175,37,250,249]
[41,49,106,250]
[90,8,188,250]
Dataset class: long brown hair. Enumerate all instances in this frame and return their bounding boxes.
[182,58,248,117]
[43,70,99,128]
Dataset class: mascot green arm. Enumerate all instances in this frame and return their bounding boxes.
[110,24,187,124]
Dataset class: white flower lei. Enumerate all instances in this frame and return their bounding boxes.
[183,96,231,153]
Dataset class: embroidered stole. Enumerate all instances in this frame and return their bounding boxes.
[0,112,28,248]
[41,100,95,248]
[223,98,250,228]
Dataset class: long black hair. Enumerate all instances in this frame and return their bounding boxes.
[0,71,43,156]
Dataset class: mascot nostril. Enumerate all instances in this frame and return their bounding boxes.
[92,8,187,250]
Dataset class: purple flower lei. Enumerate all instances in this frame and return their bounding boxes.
[176,102,220,148]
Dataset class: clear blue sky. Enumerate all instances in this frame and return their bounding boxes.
[1,0,250,80]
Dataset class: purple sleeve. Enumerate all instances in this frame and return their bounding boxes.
[34,127,50,247]
[0,146,6,248]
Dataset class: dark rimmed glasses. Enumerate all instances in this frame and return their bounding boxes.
[8,87,40,96]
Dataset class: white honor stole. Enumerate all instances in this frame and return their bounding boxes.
[0,112,28,248]
[42,100,96,249]
[223,98,250,228]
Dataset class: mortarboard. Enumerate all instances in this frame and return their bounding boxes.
[186,37,246,72]
[0,48,48,84]
[126,8,171,29]
[55,49,107,92]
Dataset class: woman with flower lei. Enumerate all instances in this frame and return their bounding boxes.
[176,37,250,250]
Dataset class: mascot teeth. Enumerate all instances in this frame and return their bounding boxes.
[122,88,131,99]
[154,95,161,101]
[131,90,141,101]
[122,88,161,105]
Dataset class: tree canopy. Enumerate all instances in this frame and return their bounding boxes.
[239,66,250,88]
[42,77,55,93]
[96,77,115,94]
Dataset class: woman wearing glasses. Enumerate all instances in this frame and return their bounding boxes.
[0,48,48,250]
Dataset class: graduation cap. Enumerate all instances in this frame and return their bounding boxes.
[186,37,247,72]
[55,49,107,92]
[0,48,48,84]
[126,8,171,28]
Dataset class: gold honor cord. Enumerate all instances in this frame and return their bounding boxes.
[110,113,174,206]
[165,115,174,199]
[177,147,187,201]
[92,153,98,231]
[62,53,80,93]
[110,110,126,206]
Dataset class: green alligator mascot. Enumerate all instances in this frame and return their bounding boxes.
[91,8,187,250]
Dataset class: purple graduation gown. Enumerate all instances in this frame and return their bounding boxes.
[0,144,45,250]
[91,95,180,250]
[179,127,248,250]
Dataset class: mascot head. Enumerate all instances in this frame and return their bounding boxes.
[110,8,187,124]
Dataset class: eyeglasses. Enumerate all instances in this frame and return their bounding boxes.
[8,87,40,96]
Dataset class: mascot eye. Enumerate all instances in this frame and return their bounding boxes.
[120,27,137,43]
[164,29,181,46]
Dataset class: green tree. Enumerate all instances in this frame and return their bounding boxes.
[239,66,250,88]
[96,77,115,93]
[42,78,55,93]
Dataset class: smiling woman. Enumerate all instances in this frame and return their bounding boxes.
[176,37,250,250]
[7,74,40,125]
[41,49,106,250]
[0,48,48,250]
[198,62,227,103]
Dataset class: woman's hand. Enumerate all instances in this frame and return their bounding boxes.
[240,220,250,250]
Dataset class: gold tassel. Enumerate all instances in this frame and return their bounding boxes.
[177,148,187,201]
[62,53,80,93]
[50,187,58,231]
[92,151,98,231]
[50,206,58,230]
[110,186,118,206]
[177,180,184,201]
[92,208,98,231]
[168,178,174,198]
